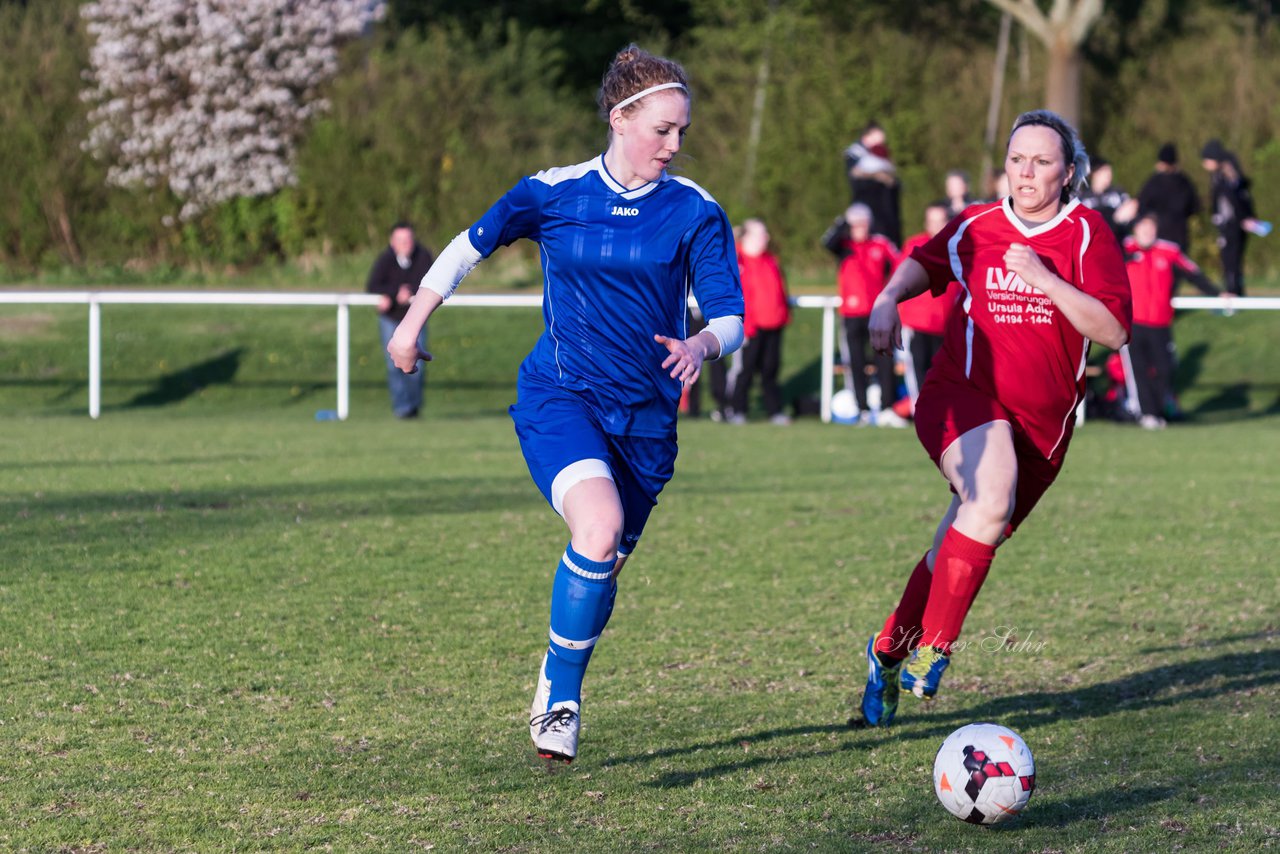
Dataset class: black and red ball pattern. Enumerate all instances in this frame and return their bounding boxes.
[961,745,1028,801]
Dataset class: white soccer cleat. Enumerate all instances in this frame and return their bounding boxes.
[529,654,580,762]
[531,701,580,762]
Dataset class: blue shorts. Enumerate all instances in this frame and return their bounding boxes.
[510,382,676,556]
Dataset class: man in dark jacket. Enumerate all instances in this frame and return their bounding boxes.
[366,221,434,417]
[1136,142,1200,251]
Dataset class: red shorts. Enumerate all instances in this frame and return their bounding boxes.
[914,378,1067,534]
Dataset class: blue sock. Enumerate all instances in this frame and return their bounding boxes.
[543,544,617,707]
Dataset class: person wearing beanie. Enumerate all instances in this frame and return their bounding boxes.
[1137,141,1200,251]
[1201,139,1261,296]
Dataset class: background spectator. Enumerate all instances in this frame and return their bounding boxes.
[366,221,433,418]
[1079,156,1137,241]
[843,122,903,246]
[897,203,958,409]
[823,203,905,427]
[681,306,733,421]
[1201,138,1262,296]
[944,170,972,218]
[729,218,791,425]
[1136,142,1200,251]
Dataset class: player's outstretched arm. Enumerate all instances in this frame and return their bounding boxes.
[387,229,487,374]
[387,289,442,374]
[870,256,931,353]
[655,315,743,387]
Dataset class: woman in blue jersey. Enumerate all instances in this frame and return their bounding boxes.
[388,45,744,763]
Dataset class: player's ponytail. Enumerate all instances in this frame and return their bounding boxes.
[597,44,690,120]
[1009,110,1090,203]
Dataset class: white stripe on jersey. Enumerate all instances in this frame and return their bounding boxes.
[668,174,719,203]
[541,245,563,379]
[531,159,597,187]
[1077,217,1093,295]
[946,205,1002,378]
[1040,217,1095,457]
[1048,338,1090,459]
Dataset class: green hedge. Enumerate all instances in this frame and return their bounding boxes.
[2,1,1279,281]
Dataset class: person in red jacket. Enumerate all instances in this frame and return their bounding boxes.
[1123,212,1223,429]
[897,202,960,408]
[728,218,792,424]
[823,203,904,426]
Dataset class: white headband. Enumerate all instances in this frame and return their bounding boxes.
[610,82,688,114]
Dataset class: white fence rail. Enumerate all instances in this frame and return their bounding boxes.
[1,290,1277,421]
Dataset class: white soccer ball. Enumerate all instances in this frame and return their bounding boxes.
[933,723,1036,825]
[830,389,859,422]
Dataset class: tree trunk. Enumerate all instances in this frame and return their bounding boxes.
[45,188,83,266]
[1044,34,1083,127]
[980,13,1013,196]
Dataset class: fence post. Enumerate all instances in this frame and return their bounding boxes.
[88,297,101,419]
[337,299,350,421]
[820,303,835,423]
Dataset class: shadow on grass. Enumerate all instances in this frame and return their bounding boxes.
[614,646,1279,795]
[120,348,245,408]
[1173,341,1208,394]
[779,354,823,413]
[0,453,268,471]
[0,474,539,550]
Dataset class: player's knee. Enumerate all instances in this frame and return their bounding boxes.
[967,488,1015,530]
[571,517,623,564]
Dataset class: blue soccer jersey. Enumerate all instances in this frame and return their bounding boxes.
[469,155,744,438]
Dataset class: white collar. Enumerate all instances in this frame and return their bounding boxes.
[595,154,665,201]
[1001,196,1080,238]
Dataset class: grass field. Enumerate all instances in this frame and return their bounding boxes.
[1,300,1278,851]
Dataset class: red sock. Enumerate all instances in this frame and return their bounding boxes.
[875,554,931,661]
[919,527,997,654]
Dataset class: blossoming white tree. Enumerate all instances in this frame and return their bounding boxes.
[81,0,385,220]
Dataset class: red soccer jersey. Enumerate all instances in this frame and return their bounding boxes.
[1123,236,1201,327]
[837,234,897,318]
[910,199,1132,459]
[738,249,790,337]
[897,232,958,336]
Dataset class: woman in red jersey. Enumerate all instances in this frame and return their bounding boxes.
[854,110,1132,727]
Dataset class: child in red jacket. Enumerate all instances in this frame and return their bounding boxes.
[823,203,903,426]
[729,218,792,424]
[897,202,960,409]
[1123,212,1224,429]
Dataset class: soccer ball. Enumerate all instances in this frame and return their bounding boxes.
[830,389,859,422]
[933,723,1036,825]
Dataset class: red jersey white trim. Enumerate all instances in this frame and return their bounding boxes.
[910,200,1132,460]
